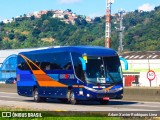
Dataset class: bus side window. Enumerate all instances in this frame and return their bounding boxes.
[40,62,51,70]
[17,55,30,70]
[64,62,72,70]
[40,62,46,70]
[22,62,30,70]
[75,64,82,78]
[50,63,60,70]
[35,61,40,67]
[18,64,23,70]
[45,63,50,70]
[72,52,85,82]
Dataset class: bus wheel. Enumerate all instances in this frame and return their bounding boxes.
[33,88,42,102]
[68,90,77,105]
[99,100,109,105]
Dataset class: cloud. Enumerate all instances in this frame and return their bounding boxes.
[138,3,154,11]
[59,0,80,4]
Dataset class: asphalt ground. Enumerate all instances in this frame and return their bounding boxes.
[0,91,160,111]
[0,84,160,102]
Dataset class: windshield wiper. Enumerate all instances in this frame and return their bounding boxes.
[107,72,116,83]
[105,66,116,84]
[87,80,98,84]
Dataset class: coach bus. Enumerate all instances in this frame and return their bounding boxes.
[16,46,123,104]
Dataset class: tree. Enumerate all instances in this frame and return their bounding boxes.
[155,6,160,11]
[64,15,69,19]
[47,11,53,17]
[93,17,101,22]
[17,35,26,42]
[23,14,27,17]
[30,16,35,20]
[66,9,72,12]
[41,14,48,20]
[0,37,2,41]
[8,33,14,40]
[32,29,41,37]
[0,21,4,26]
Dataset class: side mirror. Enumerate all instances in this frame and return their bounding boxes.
[79,57,86,71]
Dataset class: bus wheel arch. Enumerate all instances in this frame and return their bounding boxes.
[33,86,37,92]
[68,86,72,91]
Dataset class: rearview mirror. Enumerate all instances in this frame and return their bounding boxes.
[79,57,86,71]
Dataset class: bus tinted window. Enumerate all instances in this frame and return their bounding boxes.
[72,53,85,82]
[37,52,72,70]
[17,56,30,70]
[17,52,72,71]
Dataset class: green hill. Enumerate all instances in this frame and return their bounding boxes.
[0,6,160,51]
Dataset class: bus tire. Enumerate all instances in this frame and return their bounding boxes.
[70,91,77,105]
[99,100,109,105]
[67,90,77,105]
[33,88,42,102]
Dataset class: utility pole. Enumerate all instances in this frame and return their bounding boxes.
[118,9,125,53]
[105,0,114,48]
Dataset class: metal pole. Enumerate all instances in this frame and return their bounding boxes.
[118,10,125,53]
[147,54,151,87]
[105,0,114,48]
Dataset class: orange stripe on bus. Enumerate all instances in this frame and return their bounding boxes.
[38,81,67,87]
[73,85,84,88]
[105,86,114,92]
[33,70,67,87]
[32,70,45,75]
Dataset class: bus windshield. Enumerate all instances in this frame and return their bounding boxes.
[85,56,122,84]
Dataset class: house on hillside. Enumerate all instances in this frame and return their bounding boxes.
[33,10,48,18]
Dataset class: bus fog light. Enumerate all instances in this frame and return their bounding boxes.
[87,94,90,97]
[79,91,83,95]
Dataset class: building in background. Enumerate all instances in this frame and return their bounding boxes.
[0,47,48,83]
[120,51,160,87]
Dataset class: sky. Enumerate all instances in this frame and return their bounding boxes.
[0,0,160,21]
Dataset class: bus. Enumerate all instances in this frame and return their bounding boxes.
[16,46,123,104]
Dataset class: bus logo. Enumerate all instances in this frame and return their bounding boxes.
[59,74,75,79]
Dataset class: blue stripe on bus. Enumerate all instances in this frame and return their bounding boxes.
[48,74,59,81]
[17,81,36,86]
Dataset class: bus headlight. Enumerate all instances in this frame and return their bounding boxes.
[79,91,83,95]
[108,87,123,93]
[87,94,90,97]
[116,87,123,91]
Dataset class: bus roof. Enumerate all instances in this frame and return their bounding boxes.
[19,46,117,56]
